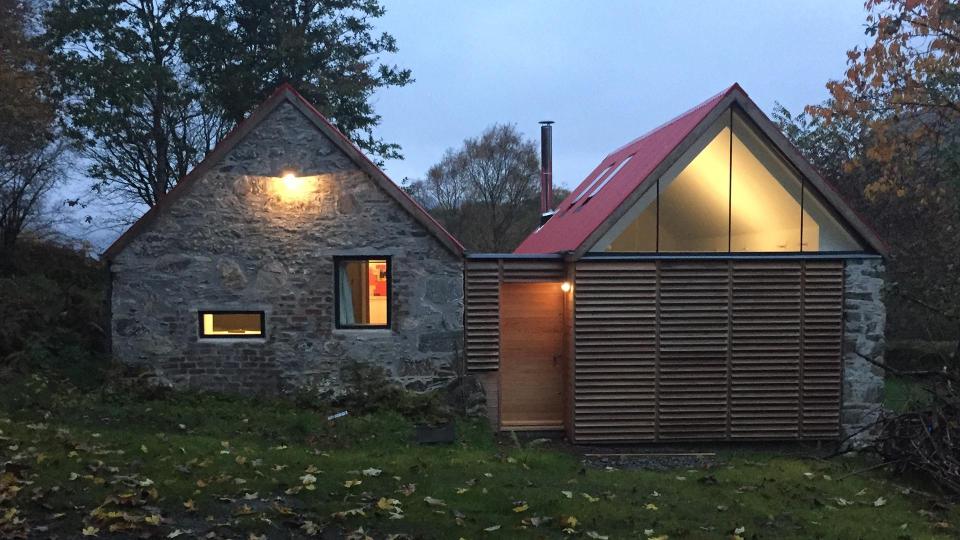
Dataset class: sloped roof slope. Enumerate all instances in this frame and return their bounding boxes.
[103,84,464,260]
[514,83,885,256]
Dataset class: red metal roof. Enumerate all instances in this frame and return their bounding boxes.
[514,84,740,254]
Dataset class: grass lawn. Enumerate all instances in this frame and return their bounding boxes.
[0,374,956,539]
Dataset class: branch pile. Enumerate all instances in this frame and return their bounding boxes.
[874,367,960,497]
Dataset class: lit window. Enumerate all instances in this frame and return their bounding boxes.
[199,311,265,338]
[597,107,863,253]
[336,257,390,328]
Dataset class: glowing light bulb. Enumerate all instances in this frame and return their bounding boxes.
[274,171,313,202]
[560,282,571,292]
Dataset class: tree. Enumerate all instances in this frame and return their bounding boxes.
[793,0,960,341]
[408,124,567,252]
[810,0,960,199]
[181,0,412,162]
[0,0,65,263]
[44,0,229,208]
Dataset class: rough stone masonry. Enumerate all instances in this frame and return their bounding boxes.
[110,102,464,395]
[841,258,886,444]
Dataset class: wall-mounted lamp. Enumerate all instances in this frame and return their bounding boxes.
[560,281,572,293]
[274,170,314,202]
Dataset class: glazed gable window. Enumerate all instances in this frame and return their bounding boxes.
[335,257,391,328]
[199,311,265,338]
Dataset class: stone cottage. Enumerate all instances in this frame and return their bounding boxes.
[104,84,464,394]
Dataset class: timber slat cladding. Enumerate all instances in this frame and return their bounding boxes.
[574,262,657,441]
[464,260,500,372]
[464,259,564,372]
[730,263,802,439]
[572,259,844,443]
[500,260,565,282]
[801,261,844,438]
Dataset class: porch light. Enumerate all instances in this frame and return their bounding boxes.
[560,281,571,292]
[274,170,314,202]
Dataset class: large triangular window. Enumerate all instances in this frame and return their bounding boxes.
[594,107,862,253]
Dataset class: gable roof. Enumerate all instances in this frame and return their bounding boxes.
[103,84,464,260]
[514,83,887,257]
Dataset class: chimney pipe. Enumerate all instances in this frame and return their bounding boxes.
[539,120,554,225]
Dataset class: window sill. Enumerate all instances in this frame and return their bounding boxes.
[197,337,268,344]
[332,328,393,336]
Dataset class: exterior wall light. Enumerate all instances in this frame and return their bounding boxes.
[560,281,572,292]
[274,171,313,202]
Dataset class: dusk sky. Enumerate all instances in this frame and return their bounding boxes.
[75,1,872,249]
[371,0,869,190]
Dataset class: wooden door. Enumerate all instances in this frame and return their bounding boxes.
[499,282,565,429]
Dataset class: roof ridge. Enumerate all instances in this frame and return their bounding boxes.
[605,84,739,157]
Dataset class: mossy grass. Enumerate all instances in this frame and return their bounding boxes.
[0,372,957,539]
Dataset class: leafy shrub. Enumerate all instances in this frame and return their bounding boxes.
[0,240,109,388]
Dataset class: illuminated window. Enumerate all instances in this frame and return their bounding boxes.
[596,106,863,253]
[335,257,390,328]
[658,114,731,252]
[199,311,265,338]
[730,109,803,252]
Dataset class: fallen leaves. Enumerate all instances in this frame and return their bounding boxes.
[423,496,446,507]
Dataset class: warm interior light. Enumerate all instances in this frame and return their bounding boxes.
[560,281,571,292]
[201,312,263,336]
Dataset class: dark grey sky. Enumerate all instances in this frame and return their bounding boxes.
[371,0,869,190]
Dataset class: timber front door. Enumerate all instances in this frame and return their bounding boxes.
[499,282,565,429]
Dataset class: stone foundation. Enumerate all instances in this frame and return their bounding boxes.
[840,258,886,445]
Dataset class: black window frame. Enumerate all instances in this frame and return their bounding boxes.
[197,310,266,339]
[334,255,392,330]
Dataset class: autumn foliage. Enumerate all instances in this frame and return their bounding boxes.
[792,0,960,341]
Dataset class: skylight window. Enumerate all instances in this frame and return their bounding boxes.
[586,154,634,200]
[571,164,614,206]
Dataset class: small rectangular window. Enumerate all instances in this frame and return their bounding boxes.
[335,257,391,328]
[199,311,265,338]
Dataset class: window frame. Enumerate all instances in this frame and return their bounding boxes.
[197,310,266,340]
[333,255,392,330]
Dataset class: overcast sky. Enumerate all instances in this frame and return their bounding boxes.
[72,0,871,250]
[371,0,869,190]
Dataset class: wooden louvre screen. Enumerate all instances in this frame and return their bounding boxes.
[573,259,844,443]
[464,258,565,372]
[464,260,500,372]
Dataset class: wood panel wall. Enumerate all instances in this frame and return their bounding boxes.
[573,259,844,443]
[464,258,564,372]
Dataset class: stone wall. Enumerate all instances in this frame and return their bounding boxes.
[841,258,886,444]
[110,102,463,395]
